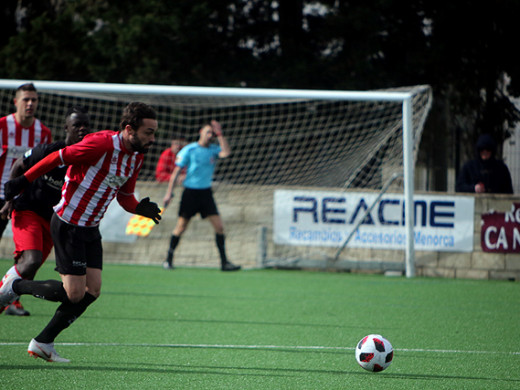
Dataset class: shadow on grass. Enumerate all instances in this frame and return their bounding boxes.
[2,362,520,384]
[90,314,374,330]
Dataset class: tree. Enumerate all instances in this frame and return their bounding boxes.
[1,0,519,191]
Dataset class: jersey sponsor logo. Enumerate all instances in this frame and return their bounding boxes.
[6,145,31,158]
[42,174,64,190]
[103,173,129,188]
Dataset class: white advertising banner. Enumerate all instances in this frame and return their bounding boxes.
[273,190,475,252]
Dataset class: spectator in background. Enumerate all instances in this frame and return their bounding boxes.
[0,83,52,243]
[155,136,186,183]
[456,133,513,194]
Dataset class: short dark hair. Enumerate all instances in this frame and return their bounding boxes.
[66,105,88,117]
[119,102,157,131]
[15,83,37,97]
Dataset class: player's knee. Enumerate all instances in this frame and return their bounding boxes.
[16,254,43,279]
[87,286,101,298]
[213,223,224,235]
[67,290,85,304]
[173,226,186,235]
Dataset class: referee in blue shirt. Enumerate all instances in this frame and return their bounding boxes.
[162,120,240,271]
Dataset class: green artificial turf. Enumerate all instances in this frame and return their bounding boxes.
[1,259,519,389]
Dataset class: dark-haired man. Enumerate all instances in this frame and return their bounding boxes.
[0,83,52,242]
[0,102,161,363]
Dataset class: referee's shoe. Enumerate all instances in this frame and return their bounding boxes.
[221,261,241,271]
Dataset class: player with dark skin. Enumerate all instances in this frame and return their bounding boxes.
[0,108,91,279]
[0,107,91,315]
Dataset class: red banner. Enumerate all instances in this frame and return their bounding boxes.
[481,203,520,253]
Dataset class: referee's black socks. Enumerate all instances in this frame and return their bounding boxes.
[166,235,180,264]
[216,233,228,265]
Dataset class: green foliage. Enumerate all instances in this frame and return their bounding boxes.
[1,0,520,189]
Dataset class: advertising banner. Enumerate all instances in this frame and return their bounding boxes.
[481,203,520,253]
[273,190,474,252]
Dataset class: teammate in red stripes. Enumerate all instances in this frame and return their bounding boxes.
[0,83,52,316]
[0,83,52,241]
[0,102,161,363]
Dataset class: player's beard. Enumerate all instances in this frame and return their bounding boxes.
[130,135,152,154]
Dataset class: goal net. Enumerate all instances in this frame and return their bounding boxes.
[0,80,432,275]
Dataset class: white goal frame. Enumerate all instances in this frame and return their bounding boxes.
[0,79,428,277]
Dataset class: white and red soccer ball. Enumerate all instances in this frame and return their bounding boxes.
[355,334,394,372]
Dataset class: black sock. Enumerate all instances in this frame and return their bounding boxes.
[35,292,97,344]
[165,235,180,264]
[216,233,228,265]
[13,279,68,302]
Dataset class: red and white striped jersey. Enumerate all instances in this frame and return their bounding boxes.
[0,114,52,199]
[54,130,143,227]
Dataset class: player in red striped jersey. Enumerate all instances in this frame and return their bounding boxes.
[0,83,52,316]
[0,102,161,362]
[0,83,52,243]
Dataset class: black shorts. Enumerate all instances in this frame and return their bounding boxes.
[51,213,103,276]
[179,188,219,220]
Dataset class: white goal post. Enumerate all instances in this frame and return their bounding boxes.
[0,79,432,277]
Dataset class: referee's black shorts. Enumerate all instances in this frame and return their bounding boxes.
[179,188,219,220]
[51,213,103,275]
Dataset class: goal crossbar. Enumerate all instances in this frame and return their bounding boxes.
[0,79,418,101]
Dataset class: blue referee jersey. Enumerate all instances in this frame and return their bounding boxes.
[176,142,221,189]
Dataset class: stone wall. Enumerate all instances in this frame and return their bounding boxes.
[1,182,518,280]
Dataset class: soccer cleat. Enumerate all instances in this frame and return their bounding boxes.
[0,273,21,307]
[5,299,30,316]
[221,262,241,272]
[28,339,70,363]
[162,261,174,270]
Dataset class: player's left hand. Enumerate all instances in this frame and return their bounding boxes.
[135,197,162,224]
[0,200,13,220]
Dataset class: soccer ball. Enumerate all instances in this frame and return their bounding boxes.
[355,334,394,372]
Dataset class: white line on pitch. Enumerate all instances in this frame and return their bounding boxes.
[1,342,519,355]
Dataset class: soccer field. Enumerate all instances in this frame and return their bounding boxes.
[1,259,519,389]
